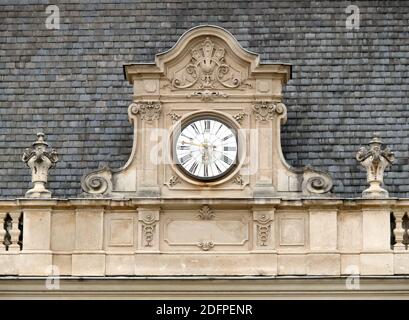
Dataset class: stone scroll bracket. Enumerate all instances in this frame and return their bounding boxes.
[300,166,334,196]
[81,166,113,197]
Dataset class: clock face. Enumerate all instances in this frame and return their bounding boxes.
[175,118,238,180]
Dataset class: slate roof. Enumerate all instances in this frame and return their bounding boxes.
[0,0,408,198]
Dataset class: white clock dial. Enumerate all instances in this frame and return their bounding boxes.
[175,118,238,180]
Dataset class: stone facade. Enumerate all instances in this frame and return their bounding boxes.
[1,4,409,298]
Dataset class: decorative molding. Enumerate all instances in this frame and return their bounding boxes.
[141,214,156,247]
[198,205,215,220]
[232,112,247,124]
[256,225,271,247]
[253,211,273,247]
[356,135,395,198]
[232,175,244,186]
[252,101,285,121]
[22,133,58,198]
[168,175,181,186]
[130,101,161,121]
[197,241,215,251]
[187,90,228,101]
[167,112,182,123]
[171,37,243,89]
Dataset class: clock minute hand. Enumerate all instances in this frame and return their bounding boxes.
[181,140,202,147]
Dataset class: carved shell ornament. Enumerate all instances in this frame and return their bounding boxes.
[172,37,242,89]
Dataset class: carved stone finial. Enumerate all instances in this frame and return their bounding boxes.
[22,132,58,198]
[356,135,395,198]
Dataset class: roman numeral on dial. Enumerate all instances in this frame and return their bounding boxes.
[203,165,209,177]
[222,155,233,165]
[204,120,210,132]
[180,154,192,165]
[189,161,199,174]
[191,123,200,135]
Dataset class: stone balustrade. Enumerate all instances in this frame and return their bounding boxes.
[0,198,408,277]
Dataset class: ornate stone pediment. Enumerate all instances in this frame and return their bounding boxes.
[82,25,332,199]
[170,37,244,90]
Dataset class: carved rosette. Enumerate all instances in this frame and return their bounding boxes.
[130,101,161,122]
[301,166,333,195]
[171,37,243,89]
[22,132,58,198]
[252,101,285,121]
[356,136,395,198]
[198,205,215,220]
[81,166,113,196]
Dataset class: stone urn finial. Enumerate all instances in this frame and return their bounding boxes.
[22,132,58,198]
[356,134,395,198]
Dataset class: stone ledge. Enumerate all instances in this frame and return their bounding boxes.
[1,277,409,299]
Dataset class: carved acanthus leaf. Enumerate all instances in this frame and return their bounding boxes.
[130,101,161,121]
[198,205,215,220]
[232,175,244,185]
[167,112,182,123]
[233,112,247,124]
[252,101,285,121]
[168,175,181,186]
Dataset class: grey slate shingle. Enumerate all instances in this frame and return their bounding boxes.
[0,0,408,198]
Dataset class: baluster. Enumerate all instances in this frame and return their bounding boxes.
[8,212,21,252]
[0,212,6,251]
[393,211,406,251]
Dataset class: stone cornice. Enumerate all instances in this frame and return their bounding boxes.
[0,197,406,211]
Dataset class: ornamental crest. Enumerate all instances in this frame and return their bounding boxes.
[171,37,243,89]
